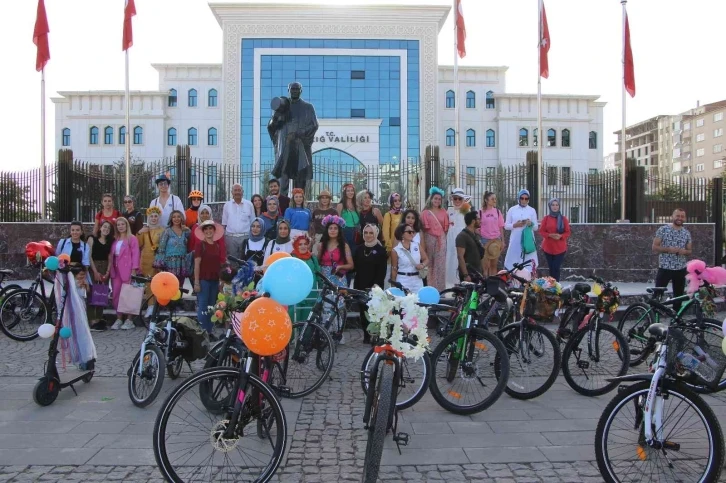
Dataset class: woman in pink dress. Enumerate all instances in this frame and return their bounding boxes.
[109,217,140,330]
[420,186,449,291]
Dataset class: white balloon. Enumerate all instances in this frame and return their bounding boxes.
[37,323,55,339]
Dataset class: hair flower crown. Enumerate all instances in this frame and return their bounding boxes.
[321,214,346,228]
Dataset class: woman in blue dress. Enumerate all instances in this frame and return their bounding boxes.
[153,210,191,286]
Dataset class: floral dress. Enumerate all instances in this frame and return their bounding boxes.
[137,227,164,300]
[154,227,190,282]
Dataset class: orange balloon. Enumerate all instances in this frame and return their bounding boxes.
[157,298,170,306]
[150,272,179,301]
[237,298,292,356]
[58,253,71,262]
[263,252,291,272]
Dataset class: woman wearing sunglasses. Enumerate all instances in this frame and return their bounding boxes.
[503,188,539,272]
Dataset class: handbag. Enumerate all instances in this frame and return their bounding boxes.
[117,283,144,315]
[89,283,110,307]
[521,224,536,255]
[399,246,428,279]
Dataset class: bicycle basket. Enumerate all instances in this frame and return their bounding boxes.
[667,326,726,390]
[485,276,506,297]
[596,287,620,314]
[521,286,560,320]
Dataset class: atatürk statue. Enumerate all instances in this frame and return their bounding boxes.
[267,82,319,195]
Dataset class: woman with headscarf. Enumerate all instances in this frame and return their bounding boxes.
[445,187,473,287]
[187,204,226,253]
[290,234,320,322]
[261,195,280,240]
[504,188,539,273]
[354,223,388,344]
[137,206,165,318]
[421,186,449,291]
[263,219,293,263]
[539,198,571,281]
[241,217,268,273]
[382,192,403,253]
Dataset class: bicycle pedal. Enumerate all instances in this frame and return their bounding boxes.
[275,385,291,398]
[393,432,410,446]
[577,360,590,370]
[662,440,681,452]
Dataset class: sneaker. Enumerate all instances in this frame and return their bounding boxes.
[339,332,346,345]
[120,320,135,330]
[90,322,107,332]
[110,319,123,330]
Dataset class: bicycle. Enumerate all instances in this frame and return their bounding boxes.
[0,263,54,341]
[560,275,631,397]
[595,322,725,482]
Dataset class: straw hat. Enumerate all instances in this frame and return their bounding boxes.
[484,239,503,260]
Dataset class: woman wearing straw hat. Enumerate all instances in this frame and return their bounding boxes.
[311,189,337,255]
[479,191,505,276]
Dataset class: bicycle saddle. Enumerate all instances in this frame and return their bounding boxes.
[647,323,668,339]
[646,287,668,296]
[574,283,591,294]
[437,297,457,306]
[0,269,14,275]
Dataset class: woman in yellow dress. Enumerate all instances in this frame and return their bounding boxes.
[137,206,164,318]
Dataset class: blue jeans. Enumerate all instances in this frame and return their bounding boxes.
[196,280,219,333]
[544,252,566,281]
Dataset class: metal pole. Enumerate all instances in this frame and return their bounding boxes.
[125,48,131,195]
[620,0,627,221]
[537,0,543,213]
[40,68,47,220]
[453,0,461,187]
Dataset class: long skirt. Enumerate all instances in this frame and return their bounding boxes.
[423,232,447,292]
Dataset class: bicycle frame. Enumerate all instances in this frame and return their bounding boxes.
[643,342,669,443]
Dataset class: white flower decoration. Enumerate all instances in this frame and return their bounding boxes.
[365,286,430,360]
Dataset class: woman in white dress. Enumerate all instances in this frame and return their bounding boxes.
[445,187,472,287]
[504,189,539,272]
[391,223,429,294]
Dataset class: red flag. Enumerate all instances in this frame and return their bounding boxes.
[624,12,636,97]
[539,0,550,78]
[455,0,466,59]
[33,0,50,72]
[122,0,136,51]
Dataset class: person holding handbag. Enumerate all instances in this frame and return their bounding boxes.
[479,191,505,276]
[109,217,140,330]
[539,197,571,281]
[420,186,449,291]
[504,189,539,272]
[391,223,429,293]
[86,220,114,331]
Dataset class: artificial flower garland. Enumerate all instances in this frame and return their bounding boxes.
[365,286,430,360]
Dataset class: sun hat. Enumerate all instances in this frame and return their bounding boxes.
[484,239,503,261]
[195,220,224,241]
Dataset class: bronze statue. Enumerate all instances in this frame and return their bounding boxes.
[267,82,319,195]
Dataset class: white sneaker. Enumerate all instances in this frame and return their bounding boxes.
[145,305,155,318]
[121,320,135,330]
[339,333,346,345]
[110,319,122,330]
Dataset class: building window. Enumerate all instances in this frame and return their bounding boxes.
[533,128,539,147]
[547,166,557,185]
[486,129,495,147]
[715,128,724,138]
[103,126,113,145]
[89,126,99,145]
[547,128,556,147]
[208,89,218,107]
[207,165,217,185]
[466,129,476,147]
[485,90,495,109]
[446,128,456,147]
[168,88,177,107]
[188,127,198,145]
[465,166,475,186]
[715,112,724,122]
[486,167,496,178]
[589,168,598,175]
[208,127,218,146]
[445,90,455,109]
[167,127,177,146]
[188,89,198,107]
[561,128,570,147]
[697,148,705,157]
[589,131,597,149]
[714,144,723,154]
[683,122,691,130]
[390,117,401,127]
[133,126,143,145]
[351,70,365,79]
[696,163,705,172]
[466,90,475,109]
[119,126,126,145]
[561,166,571,186]
[351,109,365,118]
[696,133,705,142]
[696,118,704,127]
[715,159,724,169]
[519,128,529,147]
[62,128,70,146]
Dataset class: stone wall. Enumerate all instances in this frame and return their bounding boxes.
[0,219,714,282]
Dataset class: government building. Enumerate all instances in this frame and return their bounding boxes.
[53,2,605,196]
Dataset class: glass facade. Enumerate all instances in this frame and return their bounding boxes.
[240,38,420,181]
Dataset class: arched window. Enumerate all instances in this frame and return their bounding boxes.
[167,128,177,146]
[133,126,143,145]
[446,128,456,146]
[188,127,198,146]
[118,126,126,145]
[561,129,571,147]
[466,90,475,109]
[208,127,218,146]
[486,129,496,148]
[168,88,177,107]
[208,89,218,107]
[89,126,98,145]
[466,129,476,147]
[188,89,197,107]
[547,128,557,147]
[486,90,495,109]
[589,131,598,149]
[104,126,114,145]
[533,128,539,147]
[445,90,455,109]
[62,128,71,147]
[519,128,528,147]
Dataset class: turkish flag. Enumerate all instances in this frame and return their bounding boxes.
[33,0,50,72]
[122,0,136,51]
[624,12,636,97]
[456,0,466,59]
[539,0,550,78]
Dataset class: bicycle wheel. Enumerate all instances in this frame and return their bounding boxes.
[324,294,347,349]
[0,289,48,341]
[595,380,724,483]
[617,303,654,367]
[167,355,183,380]
[127,345,165,408]
[495,323,561,400]
[360,342,431,410]
[362,362,393,483]
[429,327,509,415]
[154,367,287,483]
[562,323,630,397]
[283,321,334,398]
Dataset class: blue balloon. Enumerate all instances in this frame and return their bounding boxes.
[388,287,405,297]
[418,286,440,304]
[256,278,265,293]
[45,256,59,271]
[59,327,72,339]
[264,257,314,306]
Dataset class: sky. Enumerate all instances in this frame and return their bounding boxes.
[2,0,724,170]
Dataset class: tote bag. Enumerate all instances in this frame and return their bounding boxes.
[89,284,110,307]
[118,283,144,315]
[521,225,536,255]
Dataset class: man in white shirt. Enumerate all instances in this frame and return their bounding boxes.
[222,183,254,258]
[149,175,184,227]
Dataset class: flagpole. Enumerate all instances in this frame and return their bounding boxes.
[453,0,461,187]
[620,0,627,221]
[537,0,543,213]
[40,68,47,220]
[125,48,131,195]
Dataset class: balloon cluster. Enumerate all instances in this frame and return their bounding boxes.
[150,272,180,306]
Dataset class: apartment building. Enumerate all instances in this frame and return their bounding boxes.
[613,115,665,176]
[675,100,726,178]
